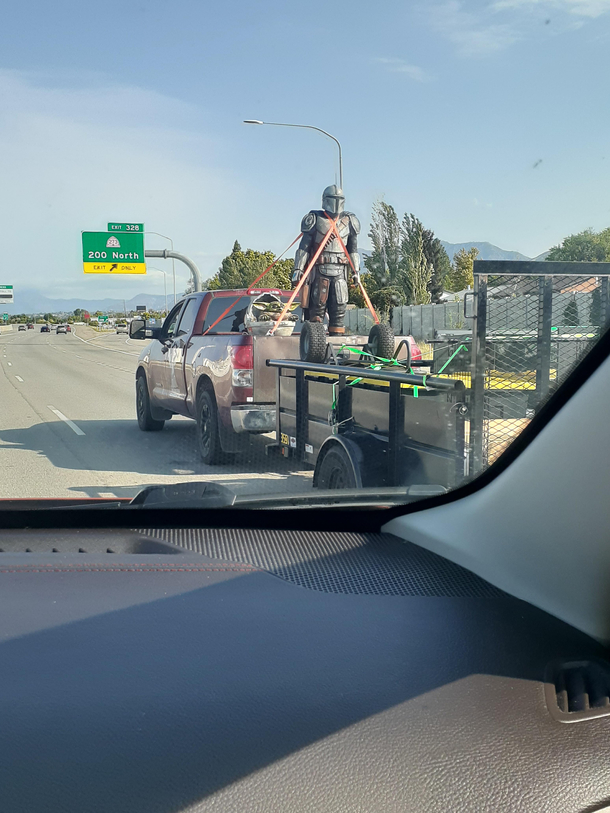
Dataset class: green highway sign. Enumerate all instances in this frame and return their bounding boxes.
[2,314,8,321]
[0,284,14,304]
[108,222,144,232]
[82,231,146,275]
[98,316,108,322]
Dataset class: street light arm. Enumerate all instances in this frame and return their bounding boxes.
[244,120,343,189]
[145,249,202,293]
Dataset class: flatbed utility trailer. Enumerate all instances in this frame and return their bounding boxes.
[267,356,468,491]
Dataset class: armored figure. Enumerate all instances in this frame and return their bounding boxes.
[293,185,360,335]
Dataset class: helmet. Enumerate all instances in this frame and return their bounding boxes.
[322,185,345,217]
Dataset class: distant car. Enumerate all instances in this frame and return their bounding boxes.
[18,324,26,331]
[27,323,34,329]
[56,325,67,334]
[65,324,71,332]
[40,325,50,333]
[116,323,128,334]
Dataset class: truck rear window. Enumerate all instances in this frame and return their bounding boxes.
[204,295,303,333]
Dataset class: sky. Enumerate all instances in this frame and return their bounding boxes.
[0,0,609,304]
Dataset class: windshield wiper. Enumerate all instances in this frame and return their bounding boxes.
[13,482,445,511]
[231,485,446,509]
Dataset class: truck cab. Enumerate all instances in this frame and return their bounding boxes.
[131,290,302,464]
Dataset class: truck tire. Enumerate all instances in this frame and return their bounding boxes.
[196,389,223,465]
[136,375,165,432]
[367,323,395,360]
[315,446,358,489]
[300,321,327,363]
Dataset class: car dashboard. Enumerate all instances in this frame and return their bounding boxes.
[0,525,609,812]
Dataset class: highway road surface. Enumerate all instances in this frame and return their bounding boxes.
[0,326,312,501]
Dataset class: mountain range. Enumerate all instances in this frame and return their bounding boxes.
[6,241,548,315]
[3,291,170,316]
[440,241,533,262]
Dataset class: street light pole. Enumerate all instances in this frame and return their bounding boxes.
[243,120,343,189]
[148,267,168,316]
[145,231,176,306]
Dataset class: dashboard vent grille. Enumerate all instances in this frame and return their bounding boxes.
[139,529,505,597]
[546,660,610,722]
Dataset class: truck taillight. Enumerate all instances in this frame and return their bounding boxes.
[230,345,253,388]
[230,345,253,369]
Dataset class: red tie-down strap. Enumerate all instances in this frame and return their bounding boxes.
[246,234,302,295]
[202,234,304,337]
[323,212,379,325]
[267,223,338,336]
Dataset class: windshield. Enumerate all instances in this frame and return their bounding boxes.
[1,4,609,508]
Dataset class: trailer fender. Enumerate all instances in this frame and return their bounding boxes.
[313,436,365,489]
[315,432,396,489]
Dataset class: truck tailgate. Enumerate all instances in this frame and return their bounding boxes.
[253,335,300,402]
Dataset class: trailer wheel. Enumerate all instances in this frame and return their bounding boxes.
[316,446,358,489]
[367,323,395,360]
[300,321,327,363]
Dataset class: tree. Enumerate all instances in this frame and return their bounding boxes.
[73,308,84,318]
[547,227,610,262]
[360,205,450,315]
[446,247,478,292]
[206,240,293,291]
[423,232,451,303]
[361,201,406,319]
[401,215,431,305]
[401,214,450,303]
[563,298,579,326]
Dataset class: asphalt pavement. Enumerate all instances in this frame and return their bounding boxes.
[0,326,312,500]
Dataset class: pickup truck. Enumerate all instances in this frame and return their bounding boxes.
[129,289,303,464]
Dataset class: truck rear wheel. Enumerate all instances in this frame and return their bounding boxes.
[136,375,165,432]
[196,389,223,465]
[315,446,358,489]
[367,323,395,360]
[300,321,327,363]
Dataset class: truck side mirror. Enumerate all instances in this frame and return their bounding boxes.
[129,319,146,340]
[130,318,162,340]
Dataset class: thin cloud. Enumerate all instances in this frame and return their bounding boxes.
[0,71,237,299]
[428,2,520,56]
[428,0,610,57]
[374,58,430,81]
[492,0,610,16]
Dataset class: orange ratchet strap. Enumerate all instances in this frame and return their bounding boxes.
[323,212,380,325]
[246,233,302,295]
[201,294,243,336]
[202,234,304,336]
[267,224,337,335]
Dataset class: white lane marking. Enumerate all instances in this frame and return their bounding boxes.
[7,362,11,366]
[15,375,23,382]
[72,328,139,357]
[47,405,85,436]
